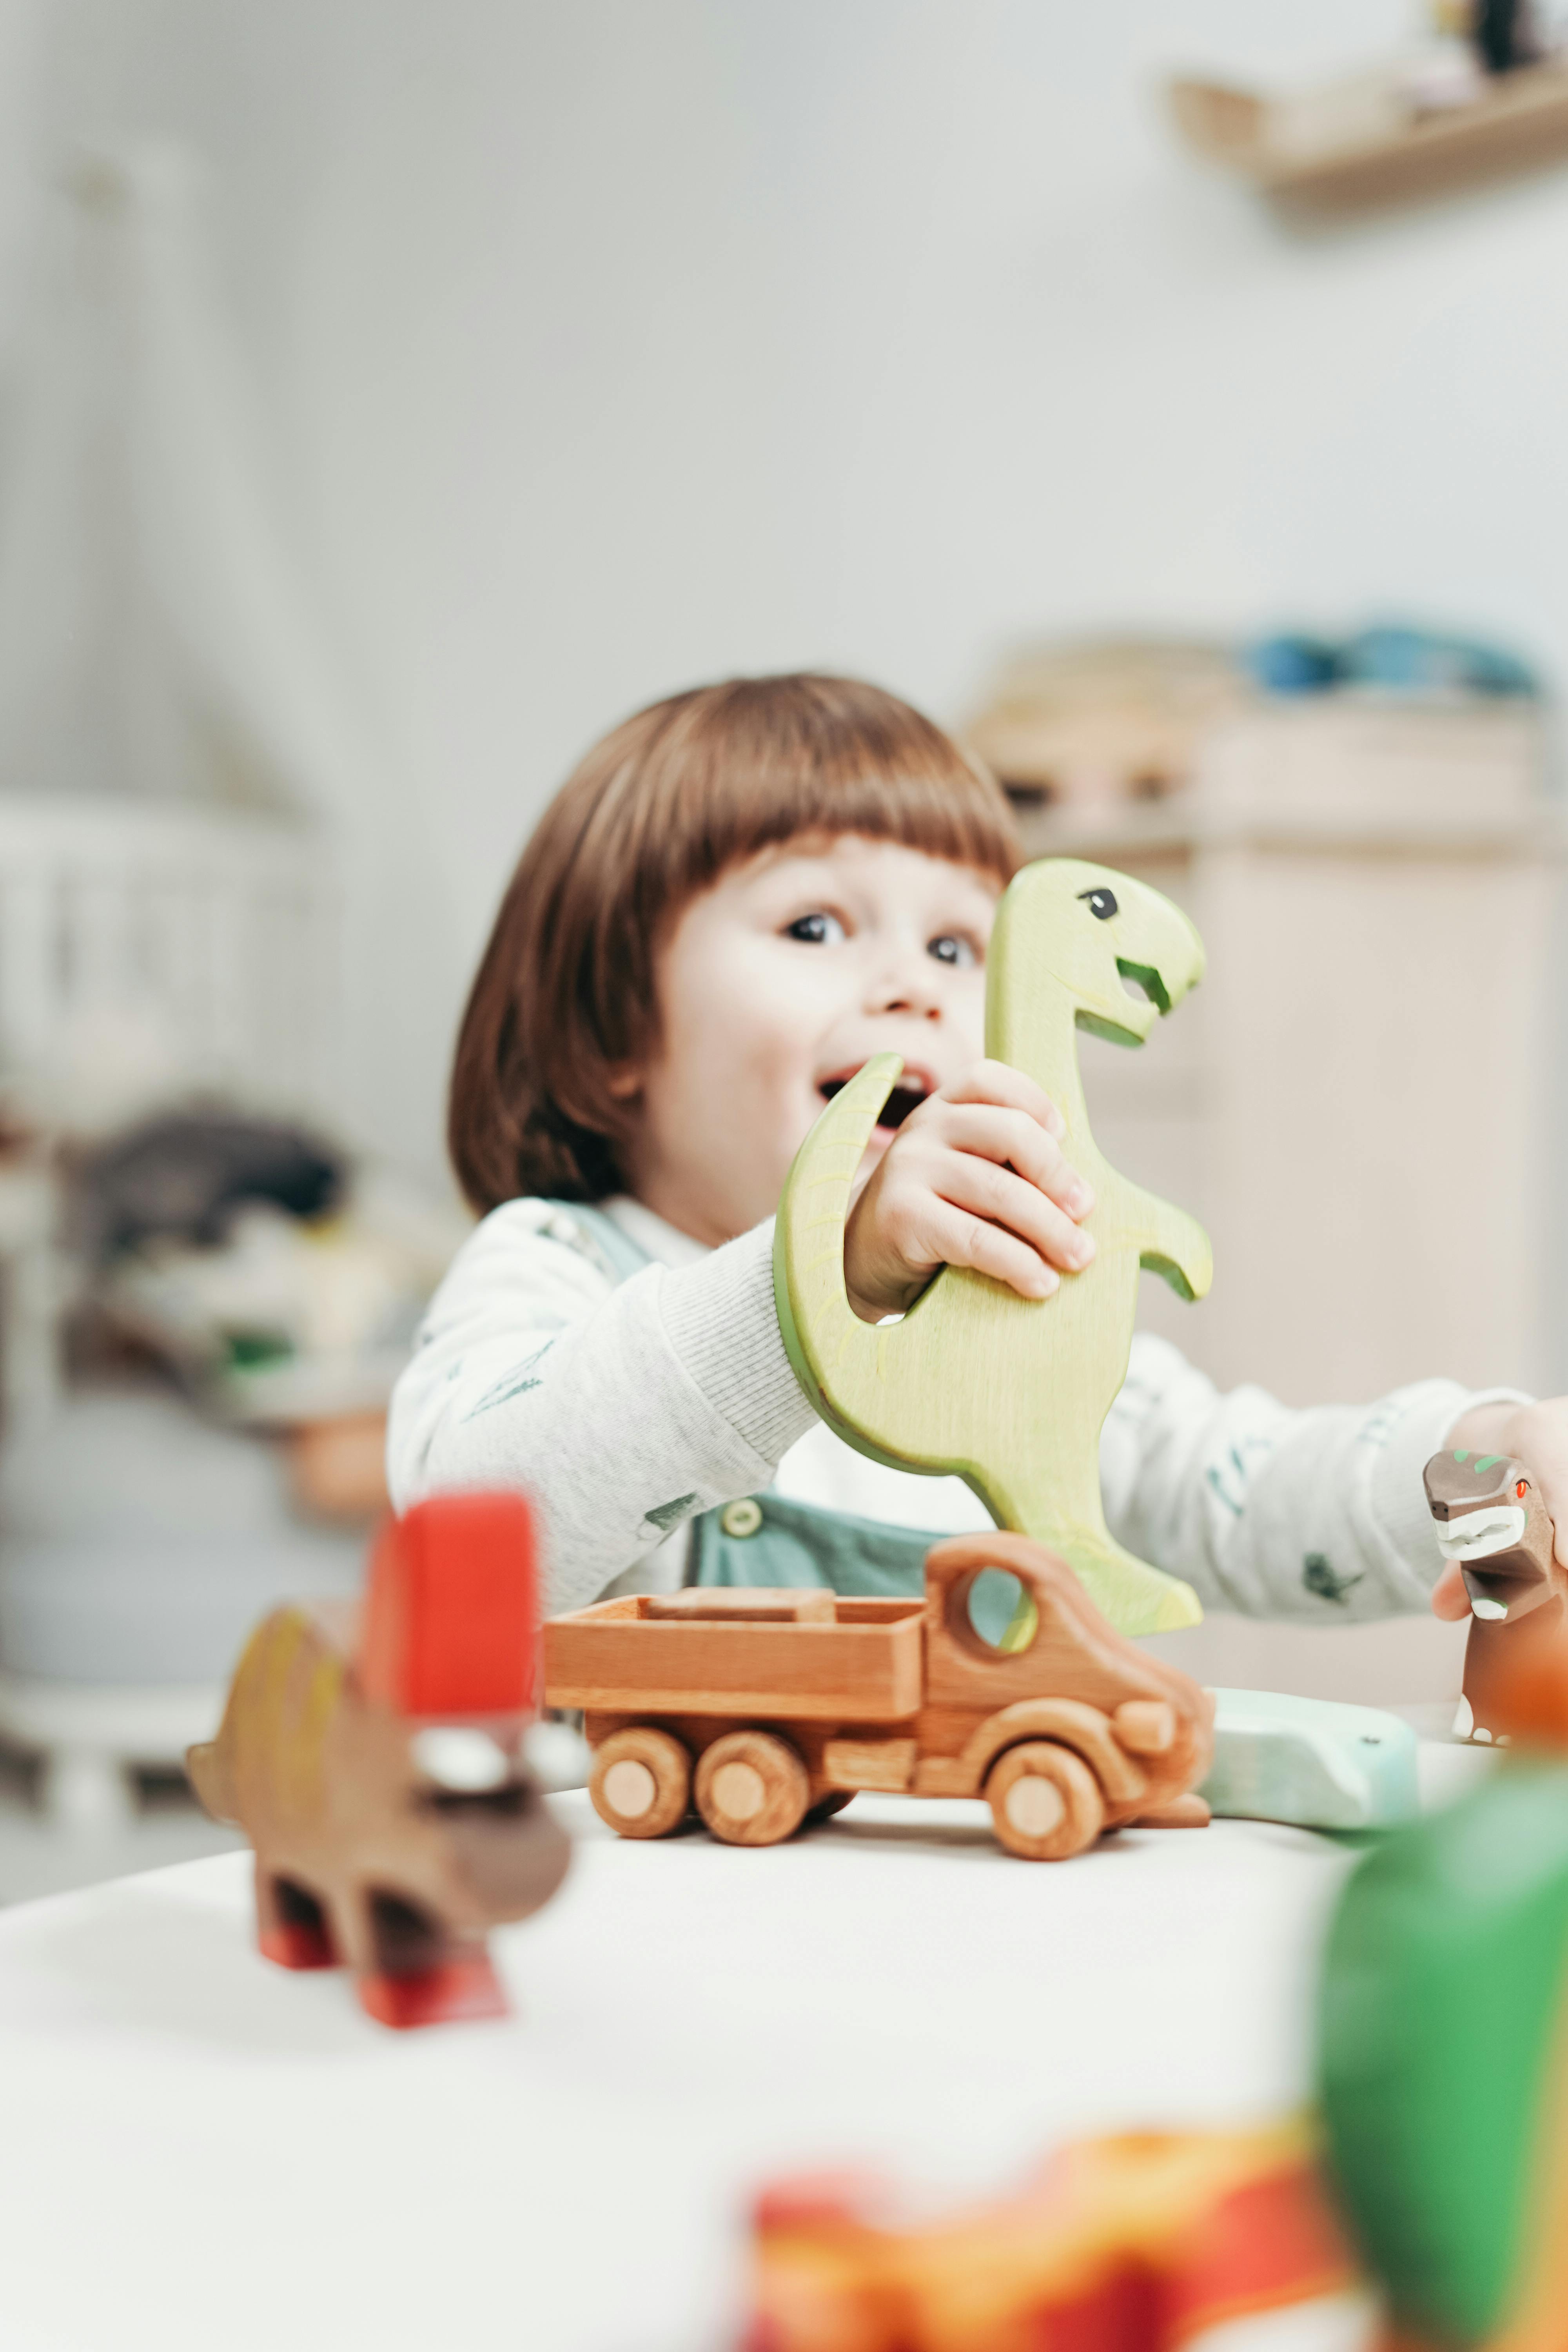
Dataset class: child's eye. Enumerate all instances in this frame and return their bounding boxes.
[927,933,978,969]
[784,912,846,946]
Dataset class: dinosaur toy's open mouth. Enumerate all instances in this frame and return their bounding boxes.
[1116,959,1171,1014]
[1436,1504,1527,1563]
[818,1067,933,1132]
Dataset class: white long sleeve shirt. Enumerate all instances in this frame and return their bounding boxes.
[387,1194,1517,1622]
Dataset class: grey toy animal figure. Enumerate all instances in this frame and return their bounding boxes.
[1423,1449,1568,1744]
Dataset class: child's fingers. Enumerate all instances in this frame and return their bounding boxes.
[916,1196,1063,1301]
[941,1060,1066,1142]
[935,1153,1095,1279]
[1430,1559,1472,1622]
[931,1100,1094,1221]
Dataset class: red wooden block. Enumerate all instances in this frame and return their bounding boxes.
[259,1921,336,1972]
[358,1491,538,1717]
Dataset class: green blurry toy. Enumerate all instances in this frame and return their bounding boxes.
[1319,1646,1568,2352]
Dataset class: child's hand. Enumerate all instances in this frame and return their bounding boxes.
[842,1060,1094,1323]
[1431,1397,1568,1618]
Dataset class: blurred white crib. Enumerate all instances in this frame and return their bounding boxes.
[0,147,371,1847]
[0,791,337,1433]
[0,796,345,1833]
[0,795,336,1127]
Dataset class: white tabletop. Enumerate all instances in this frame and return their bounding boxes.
[0,1772,1478,2352]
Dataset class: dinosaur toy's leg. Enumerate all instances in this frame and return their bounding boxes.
[978,1251,1205,1638]
[354,1888,510,2030]
[254,1859,337,1970]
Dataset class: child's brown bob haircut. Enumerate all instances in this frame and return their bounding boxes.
[449,672,1021,1212]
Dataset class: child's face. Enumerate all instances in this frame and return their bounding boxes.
[613,832,1000,1244]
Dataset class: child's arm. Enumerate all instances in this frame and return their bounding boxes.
[392,1070,1093,1616]
[1100,1333,1532,1621]
[387,1202,817,1615]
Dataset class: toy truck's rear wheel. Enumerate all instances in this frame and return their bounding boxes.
[694,1731,810,1847]
[986,1741,1105,1861]
[590,1727,691,1839]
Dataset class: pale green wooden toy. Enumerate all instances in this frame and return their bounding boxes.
[773,857,1212,1637]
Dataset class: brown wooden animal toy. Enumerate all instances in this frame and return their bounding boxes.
[1423,1448,1568,1744]
[544,1533,1214,1860]
[187,1491,570,2027]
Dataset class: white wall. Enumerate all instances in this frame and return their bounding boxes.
[4,0,1567,1171]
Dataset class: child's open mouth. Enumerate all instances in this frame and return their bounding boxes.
[818,1069,932,1133]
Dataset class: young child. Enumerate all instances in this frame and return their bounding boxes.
[388,672,1566,1631]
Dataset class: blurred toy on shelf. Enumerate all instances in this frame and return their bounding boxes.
[75,1109,466,1432]
[1245,623,1537,701]
[1167,7,1568,219]
[964,640,1247,813]
[188,1489,570,2028]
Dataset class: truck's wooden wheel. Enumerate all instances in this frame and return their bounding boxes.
[694,1731,810,1846]
[590,1727,690,1839]
[985,1741,1105,1861]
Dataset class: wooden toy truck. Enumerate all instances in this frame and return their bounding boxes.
[543,1533,1214,1860]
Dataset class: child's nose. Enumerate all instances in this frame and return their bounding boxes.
[867,956,944,1019]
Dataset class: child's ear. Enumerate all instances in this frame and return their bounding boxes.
[605,1063,642,1103]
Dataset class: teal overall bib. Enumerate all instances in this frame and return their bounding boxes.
[552,1202,955,1605]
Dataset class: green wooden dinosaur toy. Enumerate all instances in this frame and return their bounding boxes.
[772,857,1212,1637]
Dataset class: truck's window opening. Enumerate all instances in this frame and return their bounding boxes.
[966,1568,1029,1651]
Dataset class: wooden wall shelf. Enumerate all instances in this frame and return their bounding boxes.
[1168,57,1568,219]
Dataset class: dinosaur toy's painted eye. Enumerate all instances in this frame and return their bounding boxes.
[1517,1479,1529,1499]
[1078,887,1118,920]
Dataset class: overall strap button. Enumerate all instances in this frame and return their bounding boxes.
[720,1497,763,1539]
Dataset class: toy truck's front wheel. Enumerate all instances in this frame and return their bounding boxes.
[590,1727,691,1838]
[986,1742,1106,1861]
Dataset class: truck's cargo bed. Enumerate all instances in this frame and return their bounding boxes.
[543,1591,925,1722]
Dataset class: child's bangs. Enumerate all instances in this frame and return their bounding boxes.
[697,755,1019,890]
[655,677,1020,898]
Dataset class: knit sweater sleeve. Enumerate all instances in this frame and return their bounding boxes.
[386,1203,815,1614]
[1100,1332,1530,1620]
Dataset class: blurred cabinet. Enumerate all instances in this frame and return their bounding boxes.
[1016,699,1565,1410]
